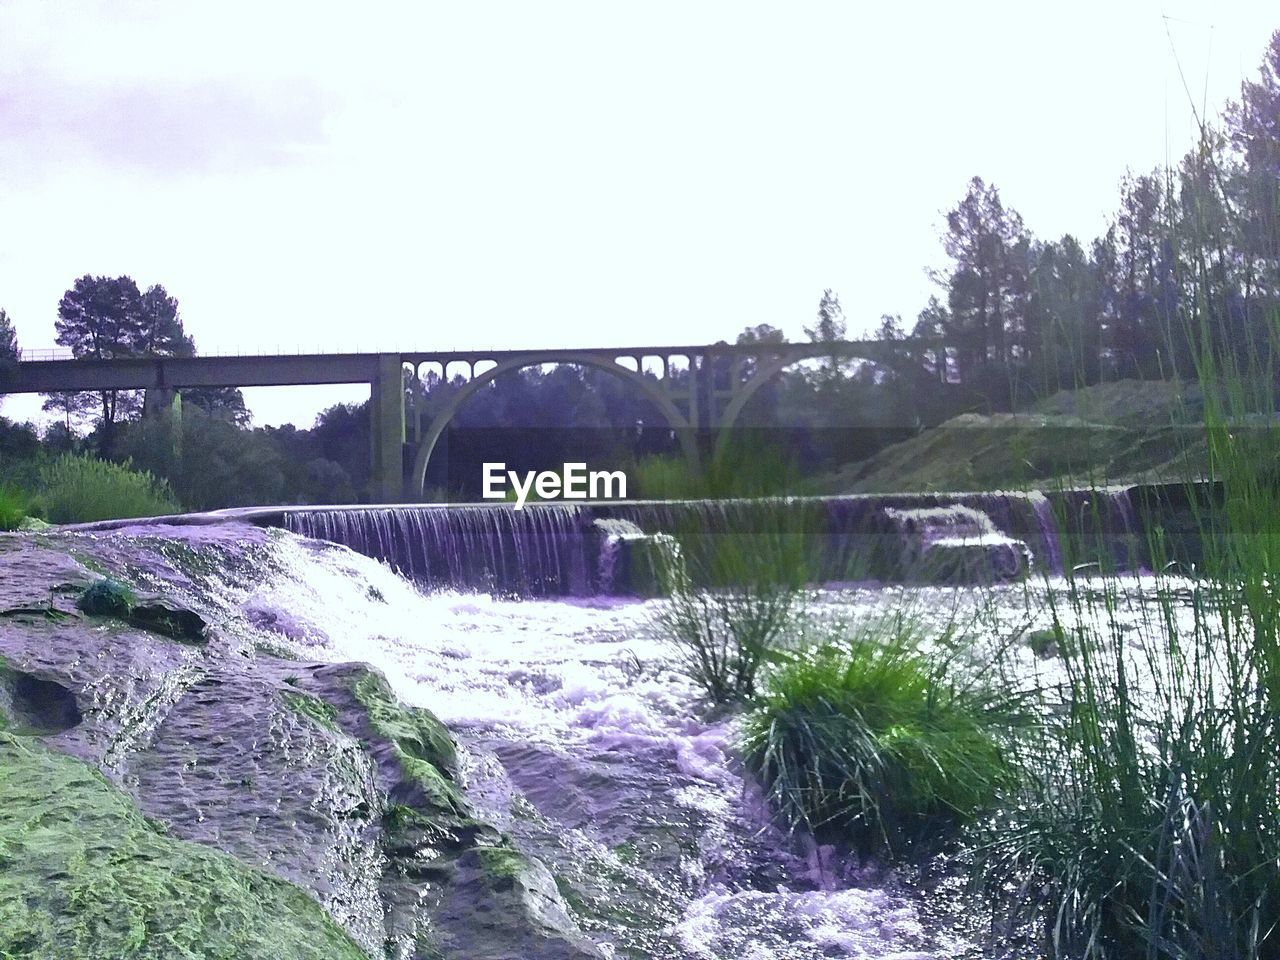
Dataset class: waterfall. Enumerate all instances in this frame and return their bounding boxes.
[882,504,1031,581]
[284,504,594,596]
[279,487,1153,595]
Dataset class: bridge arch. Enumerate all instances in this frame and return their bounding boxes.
[408,352,698,497]
[712,342,918,454]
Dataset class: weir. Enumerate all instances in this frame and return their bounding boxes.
[280,488,1149,596]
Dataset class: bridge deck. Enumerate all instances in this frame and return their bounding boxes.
[2,340,925,394]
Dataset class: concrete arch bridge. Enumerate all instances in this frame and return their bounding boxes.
[2,340,936,501]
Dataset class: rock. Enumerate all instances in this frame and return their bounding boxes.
[1026,627,1062,658]
[127,600,208,643]
[428,846,605,960]
[0,732,368,960]
[75,577,136,617]
[594,518,680,596]
[0,529,602,960]
[0,660,82,736]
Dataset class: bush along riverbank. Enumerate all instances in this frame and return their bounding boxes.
[0,528,601,960]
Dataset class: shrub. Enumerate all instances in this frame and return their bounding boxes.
[740,617,1024,856]
[0,487,29,531]
[632,440,806,501]
[37,453,179,524]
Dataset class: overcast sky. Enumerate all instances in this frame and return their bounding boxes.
[1,1,1277,427]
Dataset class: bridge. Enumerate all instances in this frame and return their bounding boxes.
[1,340,937,501]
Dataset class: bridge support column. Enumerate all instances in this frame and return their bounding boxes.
[370,354,405,503]
[143,387,182,469]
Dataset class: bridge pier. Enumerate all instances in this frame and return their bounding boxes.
[369,353,405,503]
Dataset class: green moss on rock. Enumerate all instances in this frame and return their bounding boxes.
[0,733,369,960]
[281,690,340,731]
[475,843,527,882]
[350,670,464,814]
[75,578,136,618]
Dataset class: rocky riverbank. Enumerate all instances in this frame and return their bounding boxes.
[0,525,601,960]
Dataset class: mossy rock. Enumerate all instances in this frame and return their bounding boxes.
[282,689,340,731]
[127,601,207,643]
[75,578,136,618]
[1026,627,1062,658]
[349,669,464,815]
[0,732,369,960]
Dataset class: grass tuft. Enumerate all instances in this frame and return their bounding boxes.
[740,616,1024,856]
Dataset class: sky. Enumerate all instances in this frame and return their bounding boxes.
[1,1,1277,427]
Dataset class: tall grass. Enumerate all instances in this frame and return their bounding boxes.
[38,454,180,524]
[973,162,1280,957]
[653,498,814,703]
[741,615,1026,857]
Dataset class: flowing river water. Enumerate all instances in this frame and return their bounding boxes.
[71,490,1184,958]
[190,520,1082,959]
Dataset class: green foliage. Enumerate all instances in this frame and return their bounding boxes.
[0,487,29,531]
[282,690,339,731]
[741,617,1021,856]
[37,453,179,523]
[0,732,368,959]
[632,441,806,501]
[76,578,137,618]
[973,90,1280,952]
[115,403,284,510]
[653,499,815,703]
[0,308,18,363]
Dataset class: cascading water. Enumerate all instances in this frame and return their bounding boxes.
[280,487,1151,597]
[187,524,1025,958]
[284,504,594,596]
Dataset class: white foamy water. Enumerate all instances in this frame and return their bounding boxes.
[179,531,1016,959]
[107,524,1208,958]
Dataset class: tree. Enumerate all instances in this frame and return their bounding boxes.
[55,276,144,360]
[939,177,1032,405]
[0,308,17,362]
[805,289,848,383]
[136,284,195,357]
[805,289,847,344]
[1226,29,1280,277]
[0,309,17,398]
[41,392,98,431]
[182,386,251,426]
[49,276,226,443]
[53,276,146,438]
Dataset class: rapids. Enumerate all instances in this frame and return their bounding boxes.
[209,525,1072,958]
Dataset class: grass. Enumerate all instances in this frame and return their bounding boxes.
[812,379,1210,495]
[969,195,1280,955]
[975,504,1280,956]
[632,439,807,500]
[37,453,179,524]
[0,487,28,531]
[739,615,1025,857]
[652,497,816,703]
